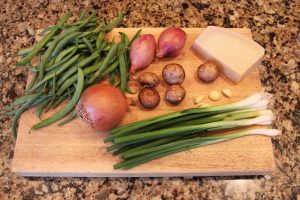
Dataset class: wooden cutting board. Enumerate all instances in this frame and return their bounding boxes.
[12,28,276,177]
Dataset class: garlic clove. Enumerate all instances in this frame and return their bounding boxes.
[208,90,221,101]
[222,89,232,98]
[127,80,141,94]
[194,95,204,105]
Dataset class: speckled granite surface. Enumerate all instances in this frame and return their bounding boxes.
[0,0,299,199]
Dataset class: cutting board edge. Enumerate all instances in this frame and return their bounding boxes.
[13,167,276,178]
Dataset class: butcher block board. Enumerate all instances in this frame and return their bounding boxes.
[12,28,276,177]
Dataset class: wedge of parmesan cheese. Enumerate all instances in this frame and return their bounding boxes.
[192,26,265,83]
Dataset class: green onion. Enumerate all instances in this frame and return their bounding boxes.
[105,93,266,143]
[104,93,280,170]
[113,129,280,169]
[113,114,274,145]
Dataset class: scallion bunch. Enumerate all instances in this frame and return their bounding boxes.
[104,93,280,170]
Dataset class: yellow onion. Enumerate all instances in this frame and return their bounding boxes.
[77,84,128,131]
[130,34,156,74]
[156,27,187,58]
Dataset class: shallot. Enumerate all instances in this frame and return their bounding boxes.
[130,34,156,74]
[156,27,186,58]
[77,84,128,131]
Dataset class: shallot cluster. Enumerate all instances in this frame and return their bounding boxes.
[129,28,186,73]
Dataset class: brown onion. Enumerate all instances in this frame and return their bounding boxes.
[77,84,128,131]
[156,27,187,58]
[130,34,156,74]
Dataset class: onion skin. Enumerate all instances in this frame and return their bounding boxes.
[156,27,187,58]
[77,84,128,132]
[130,34,156,74]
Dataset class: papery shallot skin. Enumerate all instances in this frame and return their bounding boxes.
[130,34,156,74]
[156,27,187,58]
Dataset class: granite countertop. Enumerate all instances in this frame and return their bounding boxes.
[0,0,299,199]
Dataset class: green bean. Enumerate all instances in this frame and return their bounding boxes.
[31,68,84,129]
[35,98,51,119]
[64,23,96,30]
[5,94,50,114]
[52,95,68,109]
[101,42,111,51]
[26,72,38,92]
[76,31,93,39]
[47,56,56,67]
[12,91,44,138]
[101,10,123,32]
[67,87,72,99]
[118,53,127,93]
[17,13,70,66]
[4,94,37,110]
[51,32,81,57]
[38,27,79,79]
[56,52,99,86]
[79,9,89,20]
[96,31,105,51]
[82,37,94,53]
[38,26,55,36]
[23,62,36,71]
[38,25,68,36]
[93,60,119,84]
[57,59,104,96]
[28,54,80,93]
[126,84,133,94]
[78,11,97,29]
[114,77,121,87]
[46,48,78,72]
[17,46,34,56]
[119,32,129,47]
[2,109,18,116]
[73,52,99,68]
[88,42,119,84]
[58,110,77,126]
[129,29,142,46]
[44,12,96,32]
[52,72,57,96]
[109,71,116,85]
[54,44,86,63]
[119,33,130,69]
[44,96,56,113]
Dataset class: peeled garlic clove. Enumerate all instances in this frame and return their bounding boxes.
[222,89,232,98]
[156,27,187,58]
[194,95,204,105]
[127,80,141,94]
[130,34,156,74]
[208,90,221,101]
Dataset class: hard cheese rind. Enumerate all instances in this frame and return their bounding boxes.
[193,26,265,83]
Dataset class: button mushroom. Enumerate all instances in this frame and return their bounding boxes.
[138,88,160,109]
[165,84,186,105]
[138,72,160,87]
[197,62,219,83]
[162,63,185,85]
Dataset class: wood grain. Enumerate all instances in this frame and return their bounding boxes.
[12,28,275,177]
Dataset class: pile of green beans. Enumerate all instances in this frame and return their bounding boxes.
[4,9,140,138]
